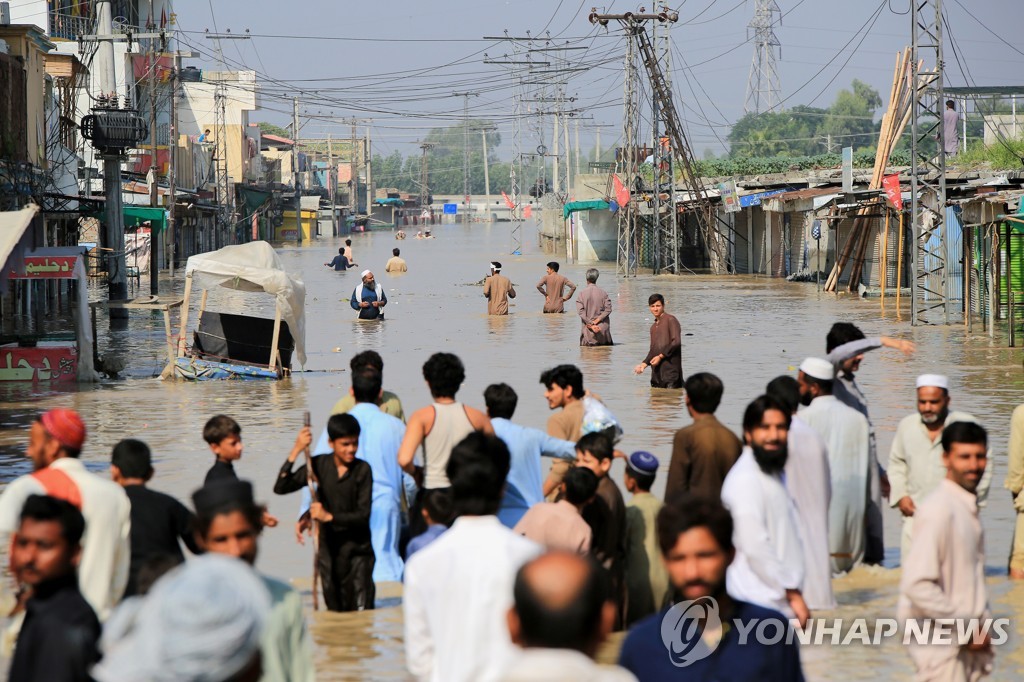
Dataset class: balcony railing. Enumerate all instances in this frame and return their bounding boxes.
[48,12,93,41]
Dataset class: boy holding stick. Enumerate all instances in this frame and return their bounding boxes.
[275,414,376,611]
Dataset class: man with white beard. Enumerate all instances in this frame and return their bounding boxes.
[888,374,990,562]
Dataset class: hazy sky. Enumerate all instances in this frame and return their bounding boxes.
[174,0,1024,158]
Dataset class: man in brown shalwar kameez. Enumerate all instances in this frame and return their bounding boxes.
[898,420,994,681]
[536,262,576,313]
[633,293,683,388]
[483,262,516,315]
[576,268,613,346]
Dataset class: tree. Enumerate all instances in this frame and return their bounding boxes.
[728,107,825,157]
[819,79,882,152]
[256,121,291,138]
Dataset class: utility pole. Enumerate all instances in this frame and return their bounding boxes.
[744,0,782,114]
[574,118,580,179]
[563,113,571,198]
[453,91,479,219]
[419,142,436,213]
[910,0,950,324]
[168,50,179,275]
[327,133,336,237]
[147,2,162,295]
[350,118,359,216]
[82,0,157,323]
[481,128,492,222]
[292,97,301,243]
[552,114,560,195]
[365,126,373,220]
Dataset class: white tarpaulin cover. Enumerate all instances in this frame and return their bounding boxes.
[185,241,307,367]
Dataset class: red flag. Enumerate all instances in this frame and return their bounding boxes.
[501,191,515,209]
[524,205,533,219]
[882,174,903,211]
[613,174,630,206]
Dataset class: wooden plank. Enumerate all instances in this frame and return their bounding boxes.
[268,305,282,372]
[177,275,193,357]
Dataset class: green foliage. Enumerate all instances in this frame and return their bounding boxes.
[256,121,291,138]
[694,149,912,177]
[953,140,1024,170]
[728,105,827,157]
[728,80,883,158]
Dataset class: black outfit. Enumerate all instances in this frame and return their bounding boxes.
[204,459,237,485]
[274,456,375,612]
[9,575,100,682]
[583,476,627,628]
[123,485,203,596]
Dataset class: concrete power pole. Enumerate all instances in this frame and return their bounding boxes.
[744,0,782,114]
[327,133,336,237]
[83,0,154,322]
[419,143,436,214]
[481,128,491,222]
[168,51,179,275]
[146,4,164,295]
[454,92,479,219]
[292,97,301,243]
[350,118,358,216]
[365,126,372,219]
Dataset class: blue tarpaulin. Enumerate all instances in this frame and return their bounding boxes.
[373,198,404,206]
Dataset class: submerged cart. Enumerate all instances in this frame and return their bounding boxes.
[168,241,306,380]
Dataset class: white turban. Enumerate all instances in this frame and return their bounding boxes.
[799,357,834,381]
[92,554,271,682]
[916,374,949,390]
[360,269,372,278]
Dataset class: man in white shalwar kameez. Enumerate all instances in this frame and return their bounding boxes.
[888,374,991,563]
[767,375,836,611]
[898,420,994,682]
[721,395,809,625]
[797,358,870,575]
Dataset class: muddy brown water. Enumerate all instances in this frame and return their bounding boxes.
[2,221,1024,679]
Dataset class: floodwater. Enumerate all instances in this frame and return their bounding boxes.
[2,220,1024,679]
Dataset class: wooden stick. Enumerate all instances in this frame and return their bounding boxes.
[897,210,904,310]
[303,411,321,611]
[882,205,890,300]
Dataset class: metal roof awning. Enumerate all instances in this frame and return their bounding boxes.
[945,86,1024,97]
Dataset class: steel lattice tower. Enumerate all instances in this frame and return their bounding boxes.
[910,0,952,324]
[744,0,782,114]
[617,24,641,277]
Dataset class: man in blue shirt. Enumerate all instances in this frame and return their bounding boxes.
[300,366,406,583]
[325,248,349,271]
[618,496,805,681]
[483,383,576,528]
[350,270,387,320]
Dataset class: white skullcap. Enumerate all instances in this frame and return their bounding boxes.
[92,554,271,682]
[799,357,834,381]
[360,269,372,278]
[916,374,949,390]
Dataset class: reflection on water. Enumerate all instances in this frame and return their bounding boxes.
[2,221,1024,679]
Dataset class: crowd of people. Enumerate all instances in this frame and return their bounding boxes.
[1,312,1018,681]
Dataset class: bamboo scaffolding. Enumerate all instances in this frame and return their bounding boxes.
[824,50,917,293]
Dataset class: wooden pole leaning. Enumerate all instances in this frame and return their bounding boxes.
[304,411,320,611]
